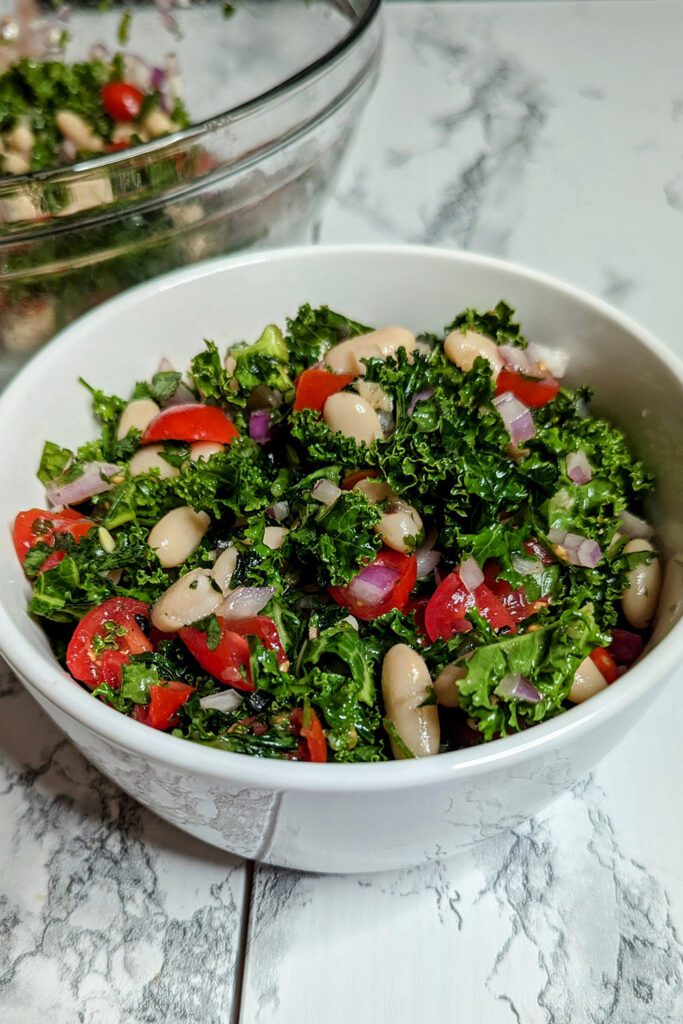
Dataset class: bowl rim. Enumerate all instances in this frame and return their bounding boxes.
[0,0,382,191]
[1,242,682,793]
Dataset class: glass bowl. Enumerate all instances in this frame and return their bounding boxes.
[0,0,382,386]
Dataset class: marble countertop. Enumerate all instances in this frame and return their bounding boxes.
[3,2,683,1021]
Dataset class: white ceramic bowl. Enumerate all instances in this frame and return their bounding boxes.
[1,245,682,874]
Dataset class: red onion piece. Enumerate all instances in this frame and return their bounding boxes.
[566,451,592,484]
[47,462,120,506]
[348,564,399,606]
[248,411,271,444]
[495,673,542,703]
[220,586,275,621]
[89,43,110,62]
[407,389,434,416]
[511,554,544,576]
[200,690,244,712]
[608,628,644,665]
[619,510,654,540]
[157,357,175,373]
[493,391,536,444]
[416,548,441,580]
[526,342,569,379]
[267,501,290,523]
[312,478,341,507]
[459,557,484,592]
[151,67,167,91]
[499,344,531,373]
[123,53,154,91]
[549,530,602,567]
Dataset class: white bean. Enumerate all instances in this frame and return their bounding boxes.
[568,655,608,703]
[2,151,30,175]
[111,122,136,145]
[376,499,423,553]
[621,539,661,629]
[323,392,382,445]
[444,329,503,376]
[325,326,417,376]
[148,507,210,568]
[8,122,35,154]
[151,568,223,632]
[434,663,466,707]
[352,478,392,504]
[381,644,440,758]
[263,526,288,550]
[117,398,160,440]
[144,109,176,138]
[353,379,393,412]
[55,110,105,152]
[212,546,238,595]
[128,444,179,479]
[190,442,225,462]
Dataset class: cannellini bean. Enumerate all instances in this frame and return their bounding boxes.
[434,663,466,707]
[128,444,179,479]
[444,329,503,376]
[621,539,661,629]
[381,644,440,758]
[212,546,238,595]
[352,478,393,504]
[8,121,35,153]
[323,392,383,445]
[376,499,423,553]
[144,109,176,138]
[190,442,224,462]
[263,526,288,550]
[2,150,30,174]
[568,655,608,703]
[55,110,105,152]
[353,379,393,412]
[325,326,417,376]
[112,122,136,145]
[117,398,160,439]
[148,507,210,568]
[151,568,223,632]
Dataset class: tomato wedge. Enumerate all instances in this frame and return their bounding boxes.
[142,404,239,445]
[227,617,289,669]
[101,81,144,122]
[483,561,549,624]
[589,647,619,684]
[495,369,560,408]
[329,548,417,621]
[14,507,94,566]
[424,571,516,642]
[293,368,354,413]
[134,680,195,730]
[66,597,152,689]
[291,707,327,762]
[179,615,288,691]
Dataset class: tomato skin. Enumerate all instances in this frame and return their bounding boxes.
[405,596,429,635]
[226,617,289,669]
[101,81,144,122]
[142,404,239,445]
[14,507,94,566]
[424,571,517,642]
[483,561,548,624]
[293,368,354,413]
[329,548,417,621]
[495,369,560,408]
[290,707,327,762]
[523,538,554,565]
[134,680,195,730]
[66,597,152,689]
[180,618,253,691]
[589,647,619,684]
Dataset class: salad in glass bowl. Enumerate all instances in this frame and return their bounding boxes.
[12,302,661,763]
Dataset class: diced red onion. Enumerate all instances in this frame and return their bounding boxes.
[493,391,536,444]
[348,564,399,606]
[619,510,654,540]
[312,478,341,507]
[566,450,592,485]
[165,382,196,407]
[267,501,289,523]
[548,530,602,567]
[495,673,542,703]
[511,554,544,576]
[151,67,167,91]
[58,139,78,163]
[499,344,531,373]
[123,53,154,91]
[407,389,434,416]
[89,43,110,62]
[527,342,569,379]
[248,410,272,444]
[608,628,644,665]
[459,557,484,592]
[220,586,275,621]
[157,357,175,372]
[416,548,441,580]
[47,462,120,506]
[200,690,244,712]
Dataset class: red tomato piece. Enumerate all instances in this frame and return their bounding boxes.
[40,551,67,573]
[180,617,253,691]
[483,561,548,625]
[329,548,417,622]
[290,707,328,762]
[101,81,144,122]
[142,404,239,445]
[14,507,94,566]
[226,616,289,669]
[66,597,152,689]
[523,538,554,565]
[424,571,517,642]
[293,368,354,413]
[405,596,429,635]
[472,582,517,634]
[107,141,130,153]
[134,680,195,731]
[589,647,619,684]
[495,369,560,408]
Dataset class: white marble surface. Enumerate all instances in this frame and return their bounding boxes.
[3,2,683,1021]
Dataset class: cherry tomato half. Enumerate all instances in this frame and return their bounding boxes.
[66,597,152,689]
[495,369,560,408]
[424,571,516,643]
[13,507,94,567]
[483,561,549,624]
[293,368,354,413]
[179,615,287,691]
[329,548,417,622]
[291,706,328,762]
[134,680,195,731]
[141,404,239,445]
[589,647,619,684]
[101,81,144,122]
